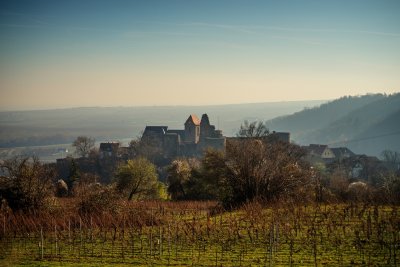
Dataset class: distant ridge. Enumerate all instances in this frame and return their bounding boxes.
[266,93,400,156]
[0,100,324,149]
[0,100,326,113]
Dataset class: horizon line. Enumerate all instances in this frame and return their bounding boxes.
[0,98,333,112]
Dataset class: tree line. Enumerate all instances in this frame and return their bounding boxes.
[1,121,399,214]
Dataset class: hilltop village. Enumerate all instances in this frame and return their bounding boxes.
[53,113,399,188]
[57,114,228,183]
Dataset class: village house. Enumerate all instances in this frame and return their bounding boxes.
[330,147,356,160]
[302,144,356,164]
[302,144,340,163]
[303,144,336,164]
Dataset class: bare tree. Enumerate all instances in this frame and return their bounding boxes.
[237,120,270,138]
[223,139,311,206]
[382,173,400,204]
[72,136,95,158]
[381,150,400,164]
[380,150,400,203]
[381,150,400,172]
[0,156,55,212]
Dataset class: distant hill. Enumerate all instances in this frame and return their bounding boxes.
[0,100,324,149]
[3,94,398,159]
[266,93,400,156]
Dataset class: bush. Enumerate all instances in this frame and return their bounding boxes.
[0,156,55,212]
[74,182,119,215]
[56,179,68,197]
[220,139,312,208]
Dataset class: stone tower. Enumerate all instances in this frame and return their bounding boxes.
[184,114,200,143]
[200,113,212,141]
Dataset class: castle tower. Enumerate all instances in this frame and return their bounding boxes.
[200,113,211,140]
[184,114,200,143]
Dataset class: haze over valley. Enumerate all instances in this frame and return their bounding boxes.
[1,93,399,161]
[0,100,323,160]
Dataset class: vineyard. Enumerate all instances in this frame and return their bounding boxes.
[0,201,399,266]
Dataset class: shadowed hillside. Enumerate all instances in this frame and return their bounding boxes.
[266,93,400,156]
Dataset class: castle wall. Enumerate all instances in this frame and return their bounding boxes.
[163,133,180,158]
[180,143,198,157]
[196,137,226,156]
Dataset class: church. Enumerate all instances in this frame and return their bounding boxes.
[142,114,226,158]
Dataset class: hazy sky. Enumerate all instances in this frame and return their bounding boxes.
[1,0,399,110]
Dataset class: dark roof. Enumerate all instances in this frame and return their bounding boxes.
[143,126,168,136]
[99,142,120,152]
[185,114,200,126]
[330,147,355,158]
[307,144,329,156]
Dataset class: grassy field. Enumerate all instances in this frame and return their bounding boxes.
[0,201,399,266]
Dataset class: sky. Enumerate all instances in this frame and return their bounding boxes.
[0,0,399,110]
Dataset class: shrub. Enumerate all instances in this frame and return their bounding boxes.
[56,179,68,197]
[74,182,119,215]
[0,156,55,212]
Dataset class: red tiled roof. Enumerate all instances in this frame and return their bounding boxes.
[186,114,200,125]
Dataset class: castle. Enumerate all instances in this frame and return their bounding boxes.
[142,114,226,158]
